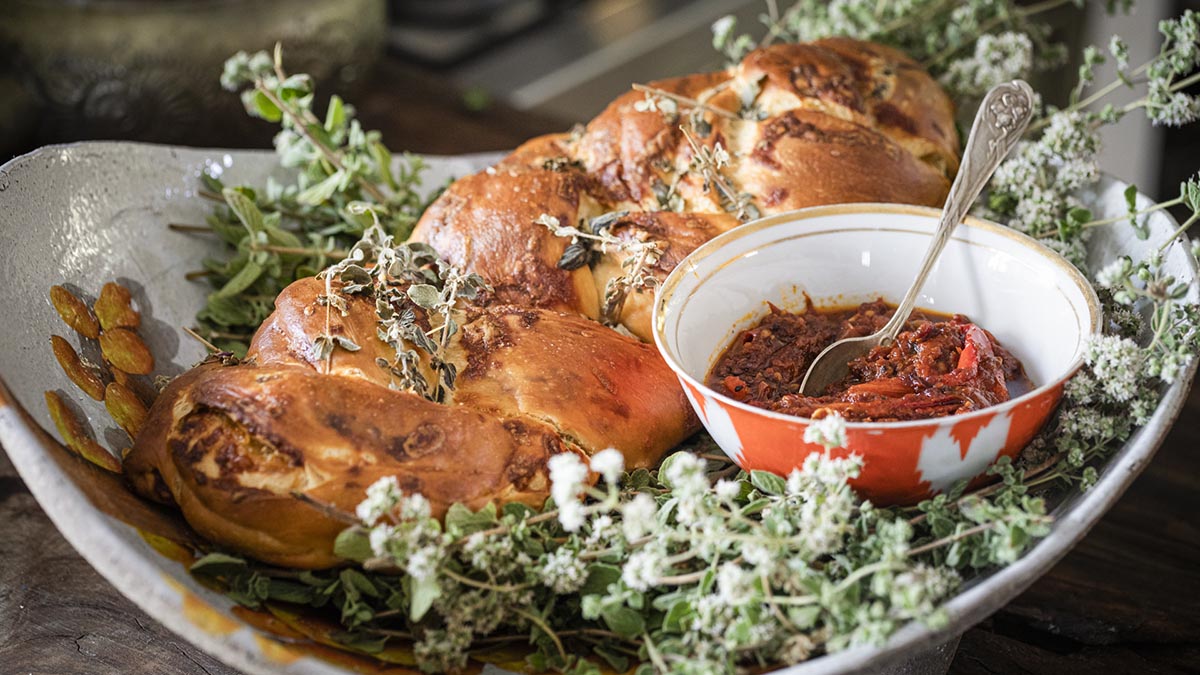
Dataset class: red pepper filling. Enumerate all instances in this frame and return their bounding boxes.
[706,299,1030,422]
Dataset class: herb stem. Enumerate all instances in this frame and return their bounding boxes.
[169,223,217,234]
[643,631,670,673]
[834,561,904,592]
[908,521,1000,557]
[514,608,567,663]
[923,0,1074,69]
[254,82,390,204]
[1075,197,1184,231]
[908,452,1066,526]
[248,243,348,259]
[182,326,222,354]
[631,84,739,120]
[1156,211,1200,255]
[290,491,358,524]
[441,567,532,593]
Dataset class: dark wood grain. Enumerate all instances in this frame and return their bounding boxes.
[1,54,1197,675]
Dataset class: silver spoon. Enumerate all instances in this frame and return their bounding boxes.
[798,80,1035,397]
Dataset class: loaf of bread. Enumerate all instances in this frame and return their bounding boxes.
[413,38,958,340]
[127,278,695,567]
[126,38,957,567]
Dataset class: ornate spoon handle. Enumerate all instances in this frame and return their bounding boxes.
[878,80,1035,344]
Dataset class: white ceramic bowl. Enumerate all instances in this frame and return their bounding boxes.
[653,204,1102,504]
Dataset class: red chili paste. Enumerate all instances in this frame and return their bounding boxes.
[706,299,1030,422]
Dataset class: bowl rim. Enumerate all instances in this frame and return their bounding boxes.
[652,202,1103,431]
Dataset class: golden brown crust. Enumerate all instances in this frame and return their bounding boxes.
[129,277,697,567]
[415,167,601,320]
[127,362,582,568]
[450,305,697,465]
[410,39,958,338]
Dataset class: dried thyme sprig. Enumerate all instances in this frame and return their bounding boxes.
[536,213,662,326]
[320,207,488,402]
[680,126,760,222]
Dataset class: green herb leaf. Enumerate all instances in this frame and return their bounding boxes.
[409,573,441,622]
[600,605,645,639]
[190,552,248,576]
[444,502,498,536]
[325,95,346,133]
[750,470,787,496]
[406,284,440,309]
[334,527,373,562]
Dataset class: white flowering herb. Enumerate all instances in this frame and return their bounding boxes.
[803,412,848,450]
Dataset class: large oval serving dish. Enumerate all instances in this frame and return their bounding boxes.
[0,142,1195,675]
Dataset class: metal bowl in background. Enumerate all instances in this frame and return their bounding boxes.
[0,0,387,158]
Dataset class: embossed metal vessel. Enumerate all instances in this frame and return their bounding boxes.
[0,142,1195,675]
[0,0,385,156]
[653,204,1102,505]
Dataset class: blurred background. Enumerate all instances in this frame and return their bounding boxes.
[1,3,1198,674]
[0,0,1195,204]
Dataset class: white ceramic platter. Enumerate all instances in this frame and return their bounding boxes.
[0,142,1195,675]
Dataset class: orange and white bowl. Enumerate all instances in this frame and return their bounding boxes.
[653,204,1102,505]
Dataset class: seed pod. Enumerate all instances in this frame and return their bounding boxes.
[99,328,155,375]
[111,367,133,388]
[50,335,106,401]
[104,382,148,438]
[50,285,100,339]
[43,391,121,473]
[94,282,140,330]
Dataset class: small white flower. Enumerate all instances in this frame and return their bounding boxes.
[586,514,615,545]
[1095,257,1132,289]
[400,493,432,520]
[715,562,753,606]
[368,524,395,557]
[621,546,664,591]
[711,143,731,169]
[406,546,439,581]
[742,542,773,567]
[621,493,657,540]
[356,476,401,525]
[589,448,625,485]
[539,547,588,594]
[940,31,1033,96]
[1084,334,1144,402]
[714,478,741,502]
[557,499,586,533]
[804,413,847,450]
[663,452,708,497]
[548,452,589,506]
[711,15,736,45]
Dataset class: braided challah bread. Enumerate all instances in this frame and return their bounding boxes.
[127,38,957,567]
[412,38,958,340]
[127,277,695,567]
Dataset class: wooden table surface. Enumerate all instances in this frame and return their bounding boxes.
[1,57,1198,675]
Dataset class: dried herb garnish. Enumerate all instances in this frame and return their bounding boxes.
[320,209,489,402]
[536,213,660,326]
